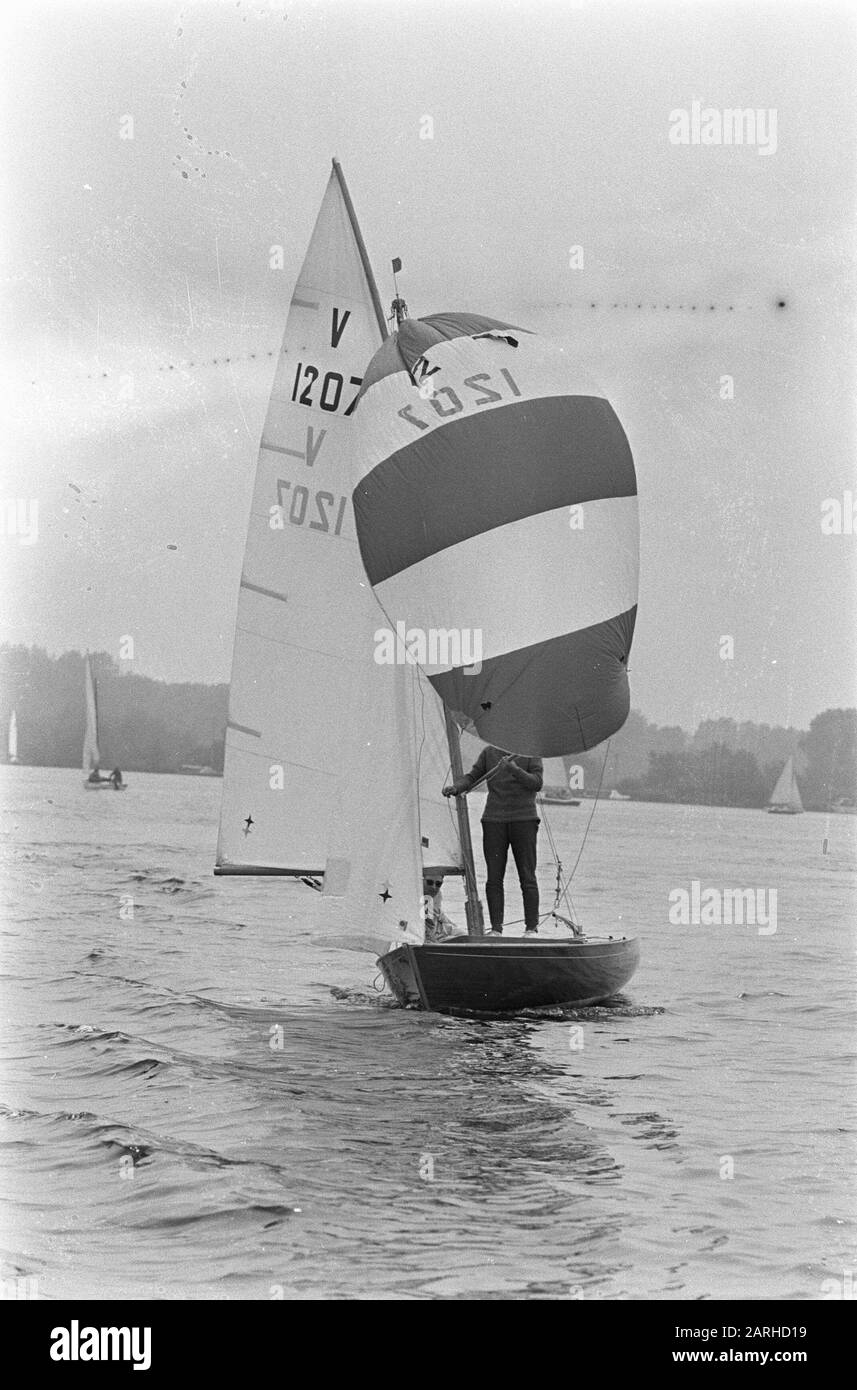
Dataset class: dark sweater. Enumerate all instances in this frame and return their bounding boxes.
[455,747,544,822]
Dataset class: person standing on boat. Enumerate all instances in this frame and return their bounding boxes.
[443,748,543,935]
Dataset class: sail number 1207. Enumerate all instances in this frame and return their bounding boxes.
[271,479,347,535]
[398,368,521,431]
[290,362,362,415]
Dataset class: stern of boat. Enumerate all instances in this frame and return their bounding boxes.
[377,945,423,1007]
[379,934,639,1015]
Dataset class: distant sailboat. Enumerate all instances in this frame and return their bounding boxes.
[538,756,580,805]
[767,756,802,814]
[82,656,127,790]
[8,709,19,764]
[216,161,640,1014]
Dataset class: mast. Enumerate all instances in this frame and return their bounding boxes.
[444,708,484,936]
[390,258,408,327]
[331,158,388,340]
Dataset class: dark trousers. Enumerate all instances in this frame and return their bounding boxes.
[482,819,539,930]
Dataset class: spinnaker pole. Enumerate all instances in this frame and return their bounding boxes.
[444,708,485,936]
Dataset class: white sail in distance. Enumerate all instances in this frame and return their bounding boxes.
[542,756,569,789]
[768,756,803,812]
[82,656,100,772]
[8,710,18,763]
[216,163,461,885]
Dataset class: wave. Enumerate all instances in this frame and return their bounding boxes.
[737,990,789,999]
[121,872,213,898]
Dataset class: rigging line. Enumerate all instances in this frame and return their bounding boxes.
[409,661,432,869]
[498,894,569,930]
[411,664,460,845]
[554,738,612,898]
[540,803,577,923]
[542,801,559,860]
[547,817,577,918]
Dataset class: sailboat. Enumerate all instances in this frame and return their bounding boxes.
[766,756,802,814]
[538,756,580,805]
[216,161,639,1014]
[82,656,127,790]
[7,709,20,764]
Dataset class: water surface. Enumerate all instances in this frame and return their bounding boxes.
[1,767,854,1299]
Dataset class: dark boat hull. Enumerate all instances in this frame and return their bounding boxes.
[378,934,639,1015]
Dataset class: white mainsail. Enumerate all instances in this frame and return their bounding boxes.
[216,164,461,894]
[82,656,100,772]
[8,709,18,763]
[768,755,803,812]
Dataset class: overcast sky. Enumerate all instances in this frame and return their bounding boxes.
[2,0,855,730]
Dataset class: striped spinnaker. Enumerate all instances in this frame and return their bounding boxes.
[351,314,639,757]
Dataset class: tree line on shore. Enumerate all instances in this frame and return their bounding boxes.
[2,645,855,810]
[475,710,856,812]
[1,646,225,776]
